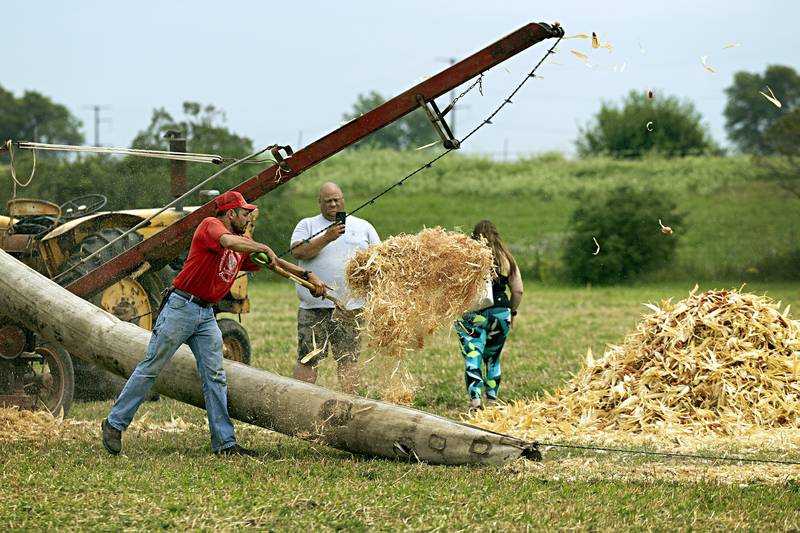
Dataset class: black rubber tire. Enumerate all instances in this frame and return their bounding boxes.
[58,227,177,401]
[33,341,75,416]
[218,318,252,365]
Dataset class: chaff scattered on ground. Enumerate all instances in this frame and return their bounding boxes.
[0,407,203,442]
[471,287,800,454]
[0,407,65,442]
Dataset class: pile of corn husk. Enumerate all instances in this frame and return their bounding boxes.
[346,227,493,357]
[472,287,800,443]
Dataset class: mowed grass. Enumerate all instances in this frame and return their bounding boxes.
[3,280,800,530]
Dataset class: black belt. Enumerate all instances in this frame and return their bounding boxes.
[172,288,214,308]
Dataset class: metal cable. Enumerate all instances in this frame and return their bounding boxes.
[276,36,562,259]
[535,439,800,466]
[51,146,272,284]
[13,141,224,164]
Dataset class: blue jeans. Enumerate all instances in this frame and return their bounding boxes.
[107,292,237,452]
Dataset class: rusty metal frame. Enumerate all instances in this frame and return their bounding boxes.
[65,22,563,299]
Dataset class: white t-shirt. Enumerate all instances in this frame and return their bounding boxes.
[291,214,380,310]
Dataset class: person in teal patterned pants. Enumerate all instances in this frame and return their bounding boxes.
[456,220,523,413]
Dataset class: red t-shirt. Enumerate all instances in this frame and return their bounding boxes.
[172,217,261,303]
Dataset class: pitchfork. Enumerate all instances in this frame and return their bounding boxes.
[249,252,347,311]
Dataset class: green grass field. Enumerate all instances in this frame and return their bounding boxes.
[262,152,800,283]
[4,280,800,530]
[3,153,799,282]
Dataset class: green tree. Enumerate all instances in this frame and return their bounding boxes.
[576,91,716,158]
[724,65,800,154]
[129,101,295,248]
[0,84,84,146]
[344,91,436,150]
[131,102,253,156]
[563,186,681,285]
[755,109,800,199]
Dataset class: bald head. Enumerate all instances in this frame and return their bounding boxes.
[318,182,345,221]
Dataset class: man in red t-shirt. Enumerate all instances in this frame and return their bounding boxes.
[102,191,325,457]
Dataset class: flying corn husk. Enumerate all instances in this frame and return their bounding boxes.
[723,43,741,49]
[564,33,591,39]
[571,50,589,62]
[759,86,782,108]
[471,287,800,442]
[346,227,493,357]
[701,55,716,73]
[415,140,440,151]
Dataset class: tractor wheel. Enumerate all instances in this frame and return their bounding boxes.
[30,342,75,416]
[58,227,177,401]
[218,318,252,365]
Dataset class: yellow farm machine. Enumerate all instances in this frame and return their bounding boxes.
[0,136,255,414]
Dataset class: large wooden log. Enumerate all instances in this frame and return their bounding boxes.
[0,250,539,464]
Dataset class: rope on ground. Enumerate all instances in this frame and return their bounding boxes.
[535,439,800,466]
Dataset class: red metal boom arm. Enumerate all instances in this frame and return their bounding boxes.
[65,21,563,299]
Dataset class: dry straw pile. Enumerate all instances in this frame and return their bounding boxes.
[346,227,493,357]
[474,287,800,440]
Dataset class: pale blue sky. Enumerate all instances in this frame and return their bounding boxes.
[3,1,797,158]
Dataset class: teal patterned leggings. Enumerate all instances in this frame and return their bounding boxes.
[455,307,511,401]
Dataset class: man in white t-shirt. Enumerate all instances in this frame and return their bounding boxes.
[290,182,380,393]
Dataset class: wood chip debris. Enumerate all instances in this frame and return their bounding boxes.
[471,287,800,446]
[346,227,494,357]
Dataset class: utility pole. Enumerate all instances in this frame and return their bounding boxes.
[83,105,111,147]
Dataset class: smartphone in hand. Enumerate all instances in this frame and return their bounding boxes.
[335,211,347,226]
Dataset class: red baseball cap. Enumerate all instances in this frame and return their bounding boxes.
[214,191,257,212]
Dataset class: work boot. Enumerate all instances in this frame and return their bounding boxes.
[101,418,122,455]
[214,444,258,457]
[485,399,498,409]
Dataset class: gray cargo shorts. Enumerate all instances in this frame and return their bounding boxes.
[297,307,363,366]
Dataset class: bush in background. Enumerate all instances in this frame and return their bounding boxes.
[563,186,681,284]
[576,91,717,159]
